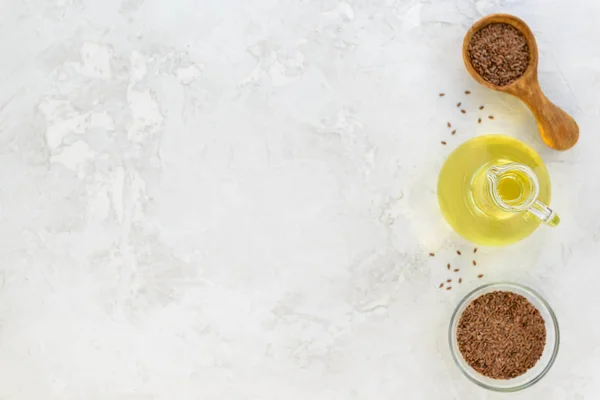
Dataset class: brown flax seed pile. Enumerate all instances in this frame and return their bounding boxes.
[457,291,546,379]
[467,23,530,86]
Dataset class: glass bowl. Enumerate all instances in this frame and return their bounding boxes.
[448,282,560,392]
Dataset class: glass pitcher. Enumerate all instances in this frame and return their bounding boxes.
[437,135,559,246]
[471,162,559,225]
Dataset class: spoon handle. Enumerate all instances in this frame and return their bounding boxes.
[519,77,579,150]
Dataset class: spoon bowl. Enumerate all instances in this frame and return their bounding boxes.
[463,14,579,151]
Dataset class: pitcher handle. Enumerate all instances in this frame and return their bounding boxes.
[528,200,560,227]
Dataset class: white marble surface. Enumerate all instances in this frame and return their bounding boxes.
[1,0,599,398]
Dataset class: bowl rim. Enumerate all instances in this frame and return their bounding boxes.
[448,281,560,392]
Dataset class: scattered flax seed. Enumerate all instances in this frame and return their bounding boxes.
[447,263,451,270]
[457,102,461,107]
[441,141,447,145]
[429,252,435,257]
[478,118,482,124]
[473,260,477,266]
[447,279,452,283]
[439,283,444,288]
[477,274,484,278]
[465,90,471,95]
[457,250,462,255]
[454,269,460,272]
[479,105,484,110]
[446,286,452,291]
[461,109,467,114]
[447,122,451,128]
[474,248,478,253]
[458,278,462,284]
[451,130,456,135]
[439,93,445,97]
[489,115,494,119]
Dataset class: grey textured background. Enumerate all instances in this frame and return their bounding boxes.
[0,0,598,398]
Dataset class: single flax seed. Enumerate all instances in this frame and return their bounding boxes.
[478,118,482,124]
[457,102,461,107]
[429,252,435,257]
[447,279,452,283]
[447,263,451,270]
[465,90,471,95]
[473,260,477,266]
[439,283,444,288]
[441,141,447,145]
[439,93,445,97]
[458,278,462,284]
[457,250,462,255]
[477,274,484,278]
[461,109,466,114]
[479,105,484,110]
[454,269,459,272]
[446,286,452,291]
[451,130,456,135]
[447,122,451,128]
[489,115,494,119]
[474,248,478,253]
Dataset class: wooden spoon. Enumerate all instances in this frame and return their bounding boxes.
[463,14,579,151]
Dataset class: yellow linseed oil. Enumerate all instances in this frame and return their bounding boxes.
[437,135,552,246]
